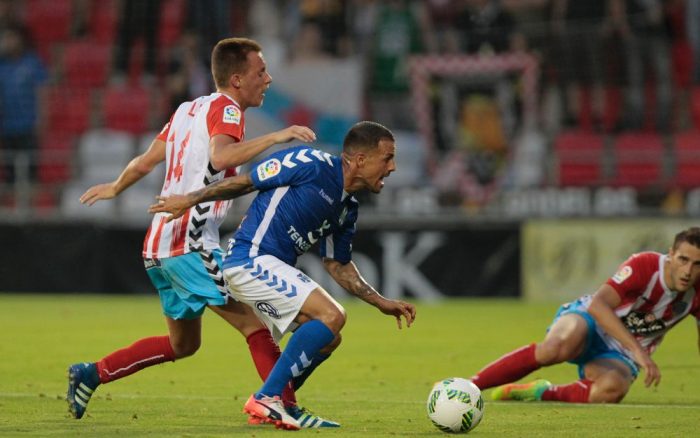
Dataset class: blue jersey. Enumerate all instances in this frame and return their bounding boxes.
[222,145,358,268]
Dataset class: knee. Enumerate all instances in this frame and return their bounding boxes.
[589,376,628,403]
[318,305,347,334]
[536,339,577,365]
[170,337,200,359]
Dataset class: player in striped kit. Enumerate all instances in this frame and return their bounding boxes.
[66,38,338,427]
[149,121,417,429]
[470,227,700,403]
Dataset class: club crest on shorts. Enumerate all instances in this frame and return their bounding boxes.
[256,301,281,319]
[257,158,281,181]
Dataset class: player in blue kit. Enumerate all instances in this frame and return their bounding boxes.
[150,121,417,430]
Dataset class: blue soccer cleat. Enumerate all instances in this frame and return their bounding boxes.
[287,404,340,428]
[66,363,100,419]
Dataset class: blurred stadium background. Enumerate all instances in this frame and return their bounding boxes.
[1,0,700,299]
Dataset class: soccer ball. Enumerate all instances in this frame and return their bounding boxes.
[427,377,484,433]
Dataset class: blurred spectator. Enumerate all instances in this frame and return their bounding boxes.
[456,0,521,55]
[290,21,332,62]
[610,0,672,132]
[0,25,47,185]
[112,0,161,84]
[186,0,232,60]
[423,0,460,53]
[688,0,700,84]
[348,0,379,56]
[550,0,609,129]
[502,0,550,55]
[293,0,350,57]
[0,0,18,32]
[366,0,429,130]
[165,32,210,114]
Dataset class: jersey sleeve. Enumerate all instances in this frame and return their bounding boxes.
[250,147,319,191]
[605,253,655,300]
[207,100,244,141]
[319,201,358,264]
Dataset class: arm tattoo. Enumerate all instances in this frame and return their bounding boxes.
[192,174,255,203]
[328,261,378,300]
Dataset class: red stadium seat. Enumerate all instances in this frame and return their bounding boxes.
[102,85,151,134]
[554,130,605,186]
[610,132,665,188]
[46,87,92,135]
[63,41,112,89]
[158,0,186,48]
[670,130,700,189]
[89,0,119,45]
[25,0,72,57]
[37,134,75,184]
[691,87,700,131]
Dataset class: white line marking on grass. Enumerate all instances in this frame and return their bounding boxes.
[2,392,700,409]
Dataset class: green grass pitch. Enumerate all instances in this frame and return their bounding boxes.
[1,294,698,436]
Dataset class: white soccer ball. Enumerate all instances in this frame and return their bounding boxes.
[427,377,484,433]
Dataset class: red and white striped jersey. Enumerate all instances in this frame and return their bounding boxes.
[603,251,700,354]
[142,93,244,259]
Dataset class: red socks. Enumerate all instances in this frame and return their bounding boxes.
[246,328,297,406]
[471,343,540,390]
[96,336,175,383]
[542,379,593,403]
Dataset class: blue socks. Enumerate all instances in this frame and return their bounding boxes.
[293,351,329,390]
[256,319,334,398]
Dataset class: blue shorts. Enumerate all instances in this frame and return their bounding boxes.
[145,249,229,320]
[551,298,639,379]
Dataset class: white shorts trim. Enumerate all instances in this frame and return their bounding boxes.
[223,255,320,342]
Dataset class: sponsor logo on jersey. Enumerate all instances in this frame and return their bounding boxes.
[612,265,633,284]
[256,301,281,319]
[222,105,241,124]
[318,189,334,205]
[257,158,281,181]
[297,272,311,283]
[621,310,666,335]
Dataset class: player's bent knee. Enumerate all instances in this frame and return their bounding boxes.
[589,375,628,403]
[318,306,347,334]
[536,340,569,365]
[170,338,201,359]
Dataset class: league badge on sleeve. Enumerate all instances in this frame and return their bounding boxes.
[223,105,241,124]
[257,158,282,181]
[612,265,633,284]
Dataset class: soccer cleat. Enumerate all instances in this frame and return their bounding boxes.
[287,404,340,428]
[491,379,551,401]
[66,363,101,419]
[243,394,300,430]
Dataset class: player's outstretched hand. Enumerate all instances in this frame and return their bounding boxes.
[377,298,416,329]
[148,195,191,222]
[274,125,317,144]
[80,183,117,206]
[635,350,661,387]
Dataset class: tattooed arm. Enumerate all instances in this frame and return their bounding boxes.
[323,258,416,329]
[148,173,255,221]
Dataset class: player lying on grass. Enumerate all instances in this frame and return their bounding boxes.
[470,227,700,403]
[67,37,338,428]
[150,121,417,430]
